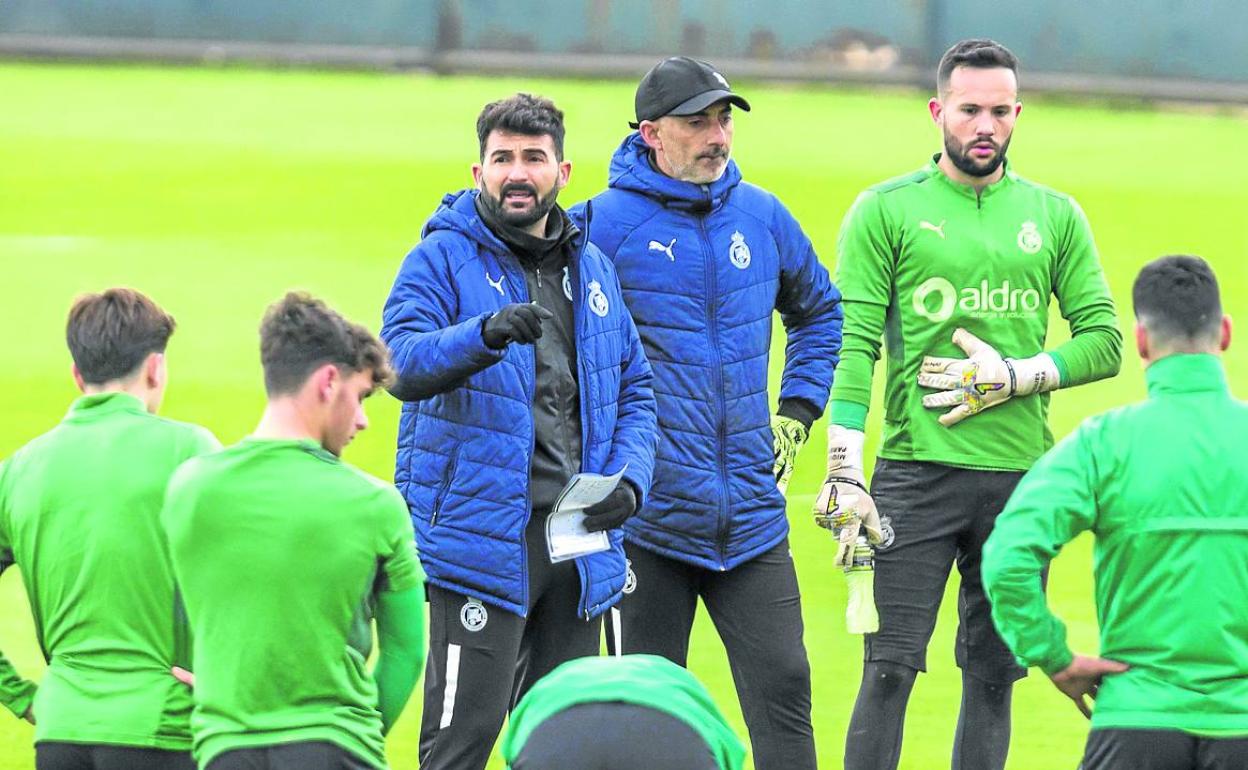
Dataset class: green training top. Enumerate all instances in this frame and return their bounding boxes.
[162,438,424,769]
[0,392,219,749]
[983,354,1248,736]
[829,157,1121,470]
[501,654,746,770]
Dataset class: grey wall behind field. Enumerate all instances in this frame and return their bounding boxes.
[1,0,1243,85]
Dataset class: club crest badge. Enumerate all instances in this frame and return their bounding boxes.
[1017,221,1043,254]
[878,515,896,549]
[460,598,488,632]
[623,559,637,595]
[729,230,751,269]
[562,266,573,302]
[587,280,610,317]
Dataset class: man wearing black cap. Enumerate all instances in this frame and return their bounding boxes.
[570,57,842,770]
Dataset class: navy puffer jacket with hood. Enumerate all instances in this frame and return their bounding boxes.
[383,189,658,618]
[571,133,841,571]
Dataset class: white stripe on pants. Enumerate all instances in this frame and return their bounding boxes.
[439,643,462,729]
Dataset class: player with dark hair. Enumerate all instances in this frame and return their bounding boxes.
[820,38,1123,770]
[382,93,657,770]
[162,292,424,770]
[984,255,1248,770]
[0,288,219,770]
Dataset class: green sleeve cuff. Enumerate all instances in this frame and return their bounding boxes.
[1048,350,1070,389]
[1038,647,1075,677]
[828,399,869,431]
[1,681,36,719]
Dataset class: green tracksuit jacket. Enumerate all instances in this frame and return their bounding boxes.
[983,354,1248,735]
[830,157,1121,470]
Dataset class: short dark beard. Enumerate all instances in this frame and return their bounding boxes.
[478,182,560,229]
[944,130,1011,178]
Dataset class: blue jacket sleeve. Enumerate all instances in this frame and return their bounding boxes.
[604,285,658,509]
[772,200,842,417]
[381,235,506,402]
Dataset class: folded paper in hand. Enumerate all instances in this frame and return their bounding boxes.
[546,466,627,563]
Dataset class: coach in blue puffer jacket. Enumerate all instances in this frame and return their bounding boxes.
[381,95,657,770]
[572,58,841,770]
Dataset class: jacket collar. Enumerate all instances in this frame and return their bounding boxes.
[1146,353,1229,397]
[926,153,1017,202]
[607,132,742,212]
[423,189,586,256]
[66,391,147,420]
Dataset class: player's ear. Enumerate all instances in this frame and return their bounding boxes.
[71,364,86,393]
[144,353,168,415]
[1220,315,1232,351]
[144,352,165,389]
[638,120,663,151]
[471,162,484,189]
[928,97,943,124]
[313,363,340,403]
[1134,321,1150,362]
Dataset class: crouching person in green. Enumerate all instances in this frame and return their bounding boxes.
[501,654,746,770]
[0,288,220,770]
[983,255,1248,770]
[163,293,426,770]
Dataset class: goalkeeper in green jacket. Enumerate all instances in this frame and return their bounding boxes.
[983,255,1248,769]
[815,39,1122,770]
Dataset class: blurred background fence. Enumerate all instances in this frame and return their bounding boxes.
[2,0,1246,101]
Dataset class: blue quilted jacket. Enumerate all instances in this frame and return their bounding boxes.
[381,189,658,619]
[572,133,842,571]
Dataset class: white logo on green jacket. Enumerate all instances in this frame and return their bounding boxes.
[1017,221,1043,254]
[913,278,1043,323]
[919,219,946,239]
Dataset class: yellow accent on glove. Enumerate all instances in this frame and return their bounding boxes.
[771,414,808,495]
[917,328,1057,427]
[813,425,884,567]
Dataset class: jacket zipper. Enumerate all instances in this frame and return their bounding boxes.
[574,205,597,619]
[697,214,731,571]
[516,259,536,613]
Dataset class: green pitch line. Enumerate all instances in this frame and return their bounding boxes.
[0,61,1245,769]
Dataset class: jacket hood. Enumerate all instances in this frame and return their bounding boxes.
[606,131,742,212]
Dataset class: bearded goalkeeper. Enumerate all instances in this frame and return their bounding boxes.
[815,39,1122,770]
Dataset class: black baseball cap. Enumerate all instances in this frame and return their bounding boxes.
[631,57,751,128]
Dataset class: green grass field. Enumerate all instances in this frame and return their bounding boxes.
[0,61,1245,769]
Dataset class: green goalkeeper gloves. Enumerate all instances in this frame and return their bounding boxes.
[771,415,809,494]
[917,328,1060,427]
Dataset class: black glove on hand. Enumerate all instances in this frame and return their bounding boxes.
[582,483,638,533]
[482,303,555,349]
